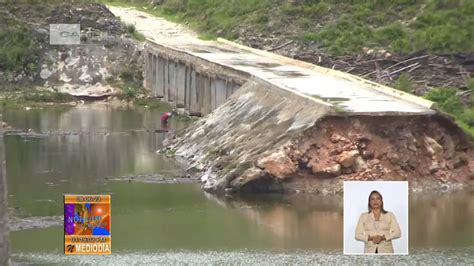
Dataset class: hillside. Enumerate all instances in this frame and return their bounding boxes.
[102,0,473,137]
[0,0,145,104]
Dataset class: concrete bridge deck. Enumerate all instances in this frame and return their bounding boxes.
[109,6,435,116]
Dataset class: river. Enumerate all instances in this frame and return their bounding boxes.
[1,105,472,264]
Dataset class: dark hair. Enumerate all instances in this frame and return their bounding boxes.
[367,190,387,213]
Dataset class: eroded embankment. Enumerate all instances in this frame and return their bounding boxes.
[165,79,332,192]
[268,114,473,194]
[166,79,473,194]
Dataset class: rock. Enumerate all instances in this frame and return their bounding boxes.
[429,161,440,173]
[329,147,343,156]
[187,163,205,175]
[337,150,359,168]
[452,156,467,169]
[353,133,371,142]
[361,149,375,160]
[343,144,358,151]
[408,157,420,169]
[408,144,417,152]
[341,167,353,174]
[442,136,455,159]
[352,156,368,173]
[424,136,443,156]
[367,159,381,167]
[230,167,264,188]
[330,133,342,143]
[325,164,342,176]
[312,164,341,177]
[40,69,52,79]
[388,153,401,165]
[257,150,296,179]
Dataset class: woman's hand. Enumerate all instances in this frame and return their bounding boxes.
[370,235,384,244]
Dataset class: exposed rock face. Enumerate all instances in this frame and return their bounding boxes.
[284,115,473,190]
[38,39,142,97]
[167,100,473,193]
[165,79,331,193]
[1,2,143,97]
[337,150,359,168]
[257,150,296,179]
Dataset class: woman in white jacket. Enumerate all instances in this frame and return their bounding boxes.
[355,190,401,254]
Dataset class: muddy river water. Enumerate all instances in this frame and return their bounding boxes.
[1,105,472,264]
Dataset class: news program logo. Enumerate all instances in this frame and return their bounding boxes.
[64,195,111,255]
[50,24,80,45]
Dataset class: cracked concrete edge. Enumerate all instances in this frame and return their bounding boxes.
[217,38,436,110]
[250,76,334,110]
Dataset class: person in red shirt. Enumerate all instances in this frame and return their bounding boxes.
[159,112,173,132]
[160,112,172,124]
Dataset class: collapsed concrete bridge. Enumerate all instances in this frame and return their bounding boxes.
[112,7,473,194]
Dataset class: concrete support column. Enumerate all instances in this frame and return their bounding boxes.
[200,75,212,116]
[190,71,201,116]
[215,78,227,109]
[156,56,165,98]
[184,65,191,111]
[168,61,176,103]
[164,58,169,101]
[151,54,157,94]
[144,52,152,90]
[176,63,186,108]
[189,69,198,115]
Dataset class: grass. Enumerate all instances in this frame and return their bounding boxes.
[393,73,415,93]
[123,22,146,41]
[100,0,474,56]
[0,87,76,109]
[0,13,40,73]
[423,79,474,138]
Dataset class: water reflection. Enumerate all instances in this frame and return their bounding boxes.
[206,194,344,250]
[2,106,473,264]
[4,105,188,217]
[410,191,474,247]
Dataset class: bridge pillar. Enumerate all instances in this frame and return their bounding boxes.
[176,62,186,108]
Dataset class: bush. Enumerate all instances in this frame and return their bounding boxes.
[424,87,462,115]
[392,73,414,93]
[120,86,138,100]
[0,15,40,72]
[424,86,474,137]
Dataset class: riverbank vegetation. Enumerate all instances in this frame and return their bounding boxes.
[0,87,76,109]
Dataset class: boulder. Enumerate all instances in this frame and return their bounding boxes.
[257,150,296,179]
[325,164,342,176]
[424,136,443,156]
[352,156,368,173]
[230,167,264,188]
[337,150,359,168]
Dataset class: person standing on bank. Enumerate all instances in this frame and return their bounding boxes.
[355,190,401,254]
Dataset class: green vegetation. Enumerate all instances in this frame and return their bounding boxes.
[0,14,40,73]
[0,87,76,109]
[100,0,474,56]
[424,79,474,138]
[114,69,144,101]
[123,22,146,41]
[106,70,172,110]
[393,73,415,93]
